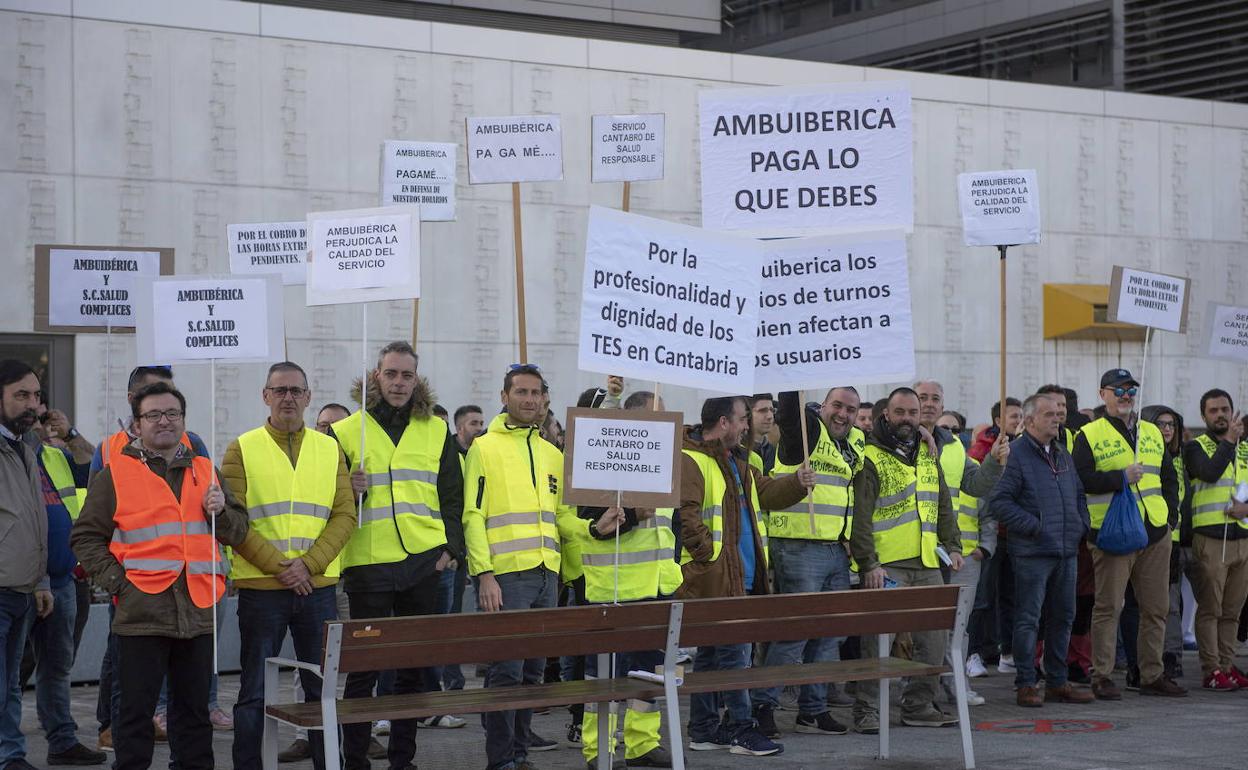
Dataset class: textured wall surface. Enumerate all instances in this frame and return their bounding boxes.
[2,0,1247,457]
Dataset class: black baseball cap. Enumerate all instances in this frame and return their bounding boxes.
[1099,368,1138,388]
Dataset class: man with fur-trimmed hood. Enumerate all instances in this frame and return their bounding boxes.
[327,340,465,770]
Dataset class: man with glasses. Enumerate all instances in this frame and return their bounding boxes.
[90,366,209,477]
[328,341,464,770]
[71,381,249,769]
[1072,369,1185,700]
[219,362,356,770]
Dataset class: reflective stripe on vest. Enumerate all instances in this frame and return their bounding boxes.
[40,445,81,520]
[679,451,764,567]
[1081,418,1168,530]
[1172,455,1186,542]
[334,410,447,568]
[1189,434,1248,533]
[864,444,940,568]
[231,426,342,581]
[769,423,863,542]
[580,505,682,603]
[107,453,225,608]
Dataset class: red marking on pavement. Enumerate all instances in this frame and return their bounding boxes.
[976,719,1114,734]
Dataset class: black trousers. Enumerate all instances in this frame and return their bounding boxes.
[115,634,213,770]
[342,570,441,770]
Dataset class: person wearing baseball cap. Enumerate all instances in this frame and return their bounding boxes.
[1072,368,1185,700]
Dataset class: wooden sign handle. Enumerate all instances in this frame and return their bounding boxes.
[512,182,528,363]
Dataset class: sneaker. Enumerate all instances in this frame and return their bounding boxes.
[825,683,854,708]
[997,655,1016,674]
[1227,666,1248,689]
[374,719,391,736]
[753,705,780,739]
[529,733,558,752]
[209,708,233,730]
[1202,670,1240,692]
[852,711,879,735]
[675,648,694,664]
[940,679,984,706]
[1092,677,1121,701]
[153,714,167,743]
[96,729,112,753]
[729,727,783,757]
[1140,675,1188,697]
[1015,686,1042,708]
[625,746,674,767]
[689,726,733,751]
[47,742,108,765]
[965,653,987,678]
[566,721,582,746]
[900,705,958,727]
[418,714,466,728]
[367,737,387,759]
[1124,664,1141,691]
[277,738,311,763]
[794,712,848,735]
[777,685,800,711]
[1044,683,1094,704]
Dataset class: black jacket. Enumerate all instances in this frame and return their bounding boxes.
[1072,414,1179,543]
[990,432,1089,558]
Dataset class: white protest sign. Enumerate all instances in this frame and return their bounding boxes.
[466,115,563,184]
[134,274,283,364]
[698,82,913,236]
[1108,266,1190,333]
[1205,302,1248,363]
[380,140,457,220]
[562,408,683,507]
[591,113,665,183]
[578,206,759,394]
[305,205,420,306]
[227,221,307,285]
[754,234,915,391]
[957,169,1041,246]
[38,247,170,331]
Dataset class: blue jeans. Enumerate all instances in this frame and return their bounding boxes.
[0,590,34,765]
[31,580,78,753]
[233,586,337,770]
[481,568,557,770]
[689,643,752,741]
[751,539,850,715]
[436,565,467,690]
[1011,554,1077,688]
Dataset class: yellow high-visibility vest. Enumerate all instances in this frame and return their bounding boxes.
[1189,433,1248,533]
[40,445,81,520]
[1082,418,1168,530]
[863,444,941,568]
[769,423,863,542]
[580,507,682,604]
[679,450,767,567]
[232,427,341,580]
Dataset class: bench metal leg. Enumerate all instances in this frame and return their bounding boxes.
[263,658,280,770]
[321,624,343,770]
[950,586,977,769]
[596,652,612,770]
[878,632,890,760]
[663,603,686,770]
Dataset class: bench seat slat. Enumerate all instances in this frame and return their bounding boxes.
[679,607,956,648]
[680,657,948,694]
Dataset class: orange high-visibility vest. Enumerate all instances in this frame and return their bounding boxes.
[103,429,193,466]
[107,453,227,608]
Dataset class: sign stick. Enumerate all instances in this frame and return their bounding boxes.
[358,303,369,527]
[511,182,529,363]
[622,181,631,213]
[614,489,622,606]
[104,320,113,460]
[411,299,420,348]
[1135,325,1152,458]
[998,246,1008,423]
[210,357,219,675]
[652,382,660,409]
[797,391,815,535]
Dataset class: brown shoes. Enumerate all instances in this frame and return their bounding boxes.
[1045,683,1095,704]
[1016,686,1043,707]
[1140,675,1189,697]
[1092,677,1122,700]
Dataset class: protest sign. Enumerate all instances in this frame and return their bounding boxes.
[562,407,683,508]
[1108,266,1190,333]
[305,205,420,306]
[227,221,307,285]
[753,233,915,391]
[34,245,173,332]
[591,113,665,183]
[957,169,1041,246]
[134,274,283,364]
[466,115,563,184]
[1205,302,1248,363]
[578,206,760,394]
[380,140,457,220]
[698,82,913,236]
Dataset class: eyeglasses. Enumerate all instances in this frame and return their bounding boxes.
[139,409,184,423]
[1155,420,1176,429]
[1106,386,1138,398]
[266,386,308,398]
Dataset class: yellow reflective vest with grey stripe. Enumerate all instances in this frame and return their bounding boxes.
[1081,418,1168,530]
[334,410,447,568]
[1189,433,1248,534]
[937,440,979,554]
[679,449,767,566]
[40,445,82,520]
[769,423,863,541]
[230,426,341,580]
[863,443,941,568]
[580,507,682,604]
[463,414,579,577]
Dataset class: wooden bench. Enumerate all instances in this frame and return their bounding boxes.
[263,583,973,770]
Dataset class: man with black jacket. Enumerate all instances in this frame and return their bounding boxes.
[1072,369,1185,700]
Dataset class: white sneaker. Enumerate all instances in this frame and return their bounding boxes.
[418,714,466,728]
[966,689,985,706]
[998,655,1016,674]
[374,720,390,736]
[966,654,987,678]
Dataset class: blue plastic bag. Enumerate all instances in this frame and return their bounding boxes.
[1097,472,1148,554]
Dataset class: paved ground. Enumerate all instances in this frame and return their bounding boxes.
[19,648,1248,770]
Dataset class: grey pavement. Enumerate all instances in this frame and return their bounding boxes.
[17,649,1248,770]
